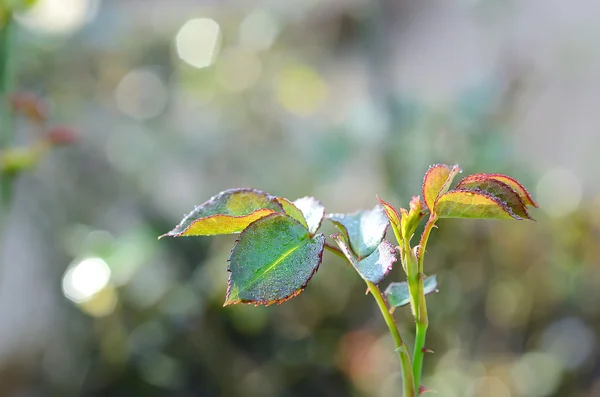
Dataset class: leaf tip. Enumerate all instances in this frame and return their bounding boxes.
[157,231,176,240]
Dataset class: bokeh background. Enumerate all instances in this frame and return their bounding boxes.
[1,0,599,396]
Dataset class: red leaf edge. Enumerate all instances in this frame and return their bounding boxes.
[435,188,523,220]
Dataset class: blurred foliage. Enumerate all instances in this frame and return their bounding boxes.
[0,1,598,397]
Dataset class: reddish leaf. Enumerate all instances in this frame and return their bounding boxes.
[377,196,401,230]
[482,173,538,208]
[422,164,461,212]
[456,176,533,220]
[435,189,521,220]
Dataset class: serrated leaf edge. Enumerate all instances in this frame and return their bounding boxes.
[159,208,278,239]
[435,164,461,203]
[456,175,534,220]
[224,213,325,306]
[467,173,539,208]
[422,164,452,211]
[377,196,402,228]
[159,188,284,239]
[435,188,523,220]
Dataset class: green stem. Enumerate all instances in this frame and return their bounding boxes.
[366,281,416,397]
[1,12,14,145]
[324,244,416,396]
[0,12,14,206]
[417,215,437,273]
[0,12,14,207]
[412,319,428,390]
[410,215,437,390]
[403,238,419,318]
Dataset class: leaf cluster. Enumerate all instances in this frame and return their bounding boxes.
[161,166,537,308]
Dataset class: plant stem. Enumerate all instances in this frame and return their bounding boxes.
[1,11,14,145]
[410,215,437,390]
[0,12,14,207]
[325,244,416,396]
[417,215,437,273]
[412,318,428,390]
[366,281,416,397]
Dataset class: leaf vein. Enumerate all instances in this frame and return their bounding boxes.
[234,239,309,296]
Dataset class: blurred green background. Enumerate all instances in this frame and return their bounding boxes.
[1,0,599,396]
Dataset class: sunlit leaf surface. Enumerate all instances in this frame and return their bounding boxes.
[277,197,309,229]
[332,233,397,285]
[456,176,533,220]
[471,173,539,208]
[327,205,389,259]
[225,213,325,306]
[293,196,325,235]
[422,164,461,212]
[160,189,282,238]
[436,189,521,220]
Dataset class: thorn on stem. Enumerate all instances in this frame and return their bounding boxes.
[419,385,435,394]
[422,347,434,354]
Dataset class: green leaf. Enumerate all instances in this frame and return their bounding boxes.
[327,205,389,259]
[435,189,521,220]
[422,164,461,212]
[331,234,397,285]
[293,196,325,235]
[276,197,309,229]
[456,176,534,220]
[225,213,325,306]
[160,189,283,238]
[470,173,539,208]
[385,275,438,308]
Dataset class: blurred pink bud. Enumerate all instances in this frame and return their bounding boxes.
[46,125,78,146]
